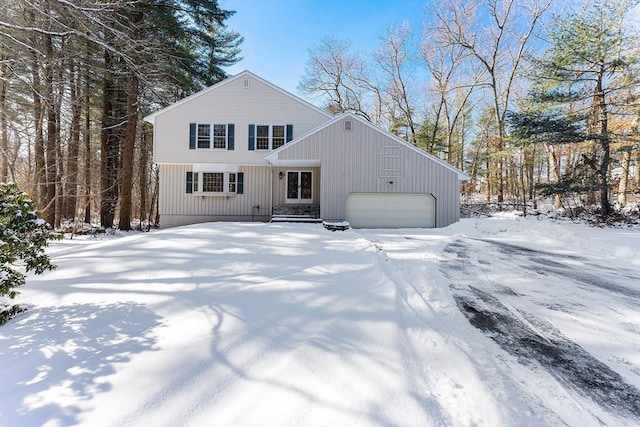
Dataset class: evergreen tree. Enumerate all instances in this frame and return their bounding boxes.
[0,183,61,324]
[529,0,640,216]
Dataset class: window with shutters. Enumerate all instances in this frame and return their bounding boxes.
[190,123,234,150]
[213,125,227,149]
[197,124,211,148]
[256,125,270,150]
[249,124,293,150]
[188,171,244,195]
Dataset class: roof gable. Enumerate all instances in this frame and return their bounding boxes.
[143,70,332,125]
[266,112,469,180]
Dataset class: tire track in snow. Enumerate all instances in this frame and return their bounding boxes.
[442,239,640,421]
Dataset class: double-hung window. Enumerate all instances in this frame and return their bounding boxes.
[256,125,270,150]
[272,125,285,149]
[213,125,227,149]
[190,123,234,150]
[197,124,211,148]
[228,173,237,193]
[249,124,292,150]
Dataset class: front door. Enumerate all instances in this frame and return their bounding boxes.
[286,171,313,204]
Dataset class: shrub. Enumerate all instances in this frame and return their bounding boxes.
[0,183,61,324]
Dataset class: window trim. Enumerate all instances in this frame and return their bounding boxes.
[253,124,290,151]
[194,123,229,150]
[191,171,240,195]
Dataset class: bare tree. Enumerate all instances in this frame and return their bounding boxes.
[298,37,376,121]
[421,28,484,161]
[432,0,552,202]
[375,22,420,144]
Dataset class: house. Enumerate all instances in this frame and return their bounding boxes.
[143,71,468,229]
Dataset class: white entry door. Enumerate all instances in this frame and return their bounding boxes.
[286,171,313,204]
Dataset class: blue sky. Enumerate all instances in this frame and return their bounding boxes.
[218,0,640,100]
[219,0,429,96]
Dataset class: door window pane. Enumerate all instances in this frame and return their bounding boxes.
[301,172,312,199]
[287,172,299,199]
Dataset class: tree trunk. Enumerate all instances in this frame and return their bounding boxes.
[594,71,610,216]
[635,150,640,192]
[118,71,139,230]
[0,56,8,181]
[100,47,117,228]
[32,46,46,209]
[65,61,81,220]
[545,143,563,209]
[83,53,92,224]
[617,148,631,208]
[43,33,57,225]
[138,129,149,227]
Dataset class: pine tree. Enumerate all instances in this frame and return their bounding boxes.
[529,0,640,216]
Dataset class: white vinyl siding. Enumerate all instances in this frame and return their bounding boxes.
[152,73,329,165]
[161,165,270,227]
[272,116,462,227]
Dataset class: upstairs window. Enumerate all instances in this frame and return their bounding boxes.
[197,124,211,148]
[248,124,293,150]
[189,123,235,150]
[256,125,270,150]
[272,125,285,149]
[213,125,227,149]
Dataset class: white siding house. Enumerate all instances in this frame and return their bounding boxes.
[144,71,468,229]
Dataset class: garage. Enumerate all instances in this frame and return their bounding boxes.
[345,193,436,228]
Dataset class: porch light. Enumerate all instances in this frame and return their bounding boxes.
[279,171,284,179]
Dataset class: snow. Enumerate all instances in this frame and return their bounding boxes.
[1,216,638,426]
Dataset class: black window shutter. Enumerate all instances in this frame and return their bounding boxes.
[186,171,193,193]
[248,124,255,150]
[189,123,196,149]
[286,124,293,143]
[237,172,244,194]
[227,124,235,150]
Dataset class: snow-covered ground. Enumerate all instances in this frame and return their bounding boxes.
[1,215,638,426]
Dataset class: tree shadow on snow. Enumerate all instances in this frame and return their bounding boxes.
[0,303,162,426]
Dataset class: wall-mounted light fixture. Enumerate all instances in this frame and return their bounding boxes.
[279,171,284,179]
[388,181,394,185]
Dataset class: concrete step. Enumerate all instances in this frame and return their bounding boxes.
[270,215,323,223]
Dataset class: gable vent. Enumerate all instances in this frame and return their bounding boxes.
[243,78,250,89]
[344,120,352,131]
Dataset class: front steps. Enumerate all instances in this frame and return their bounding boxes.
[270,214,323,223]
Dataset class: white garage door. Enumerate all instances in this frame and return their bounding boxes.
[346,193,436,228]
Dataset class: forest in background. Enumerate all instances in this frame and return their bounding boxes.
[298,0,640,218]
[0,0,638,230]
[0,0,242,230]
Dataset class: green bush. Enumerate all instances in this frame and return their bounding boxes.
[1,183,61,324]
